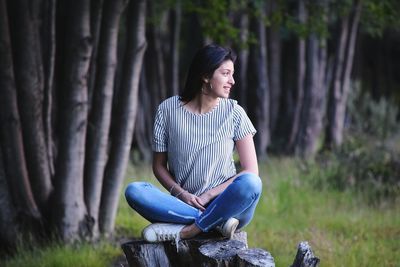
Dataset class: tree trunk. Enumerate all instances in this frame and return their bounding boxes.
[87,0,105,107]
[237,12,249,108]
[42,0,56,178]
[325,0,362,148]
[287,0,306,153]
[0,0,41,223]
[145,1,168,103]
[170,0,182,96]
[99,0,147,235]
[267,0,282,136]
[295,33,327,158]
[148,2,168,101]
[53,0,92,242]
[84,0,128,239]
[8,0,52,214]
[133,68,153,162]
[0,146,18,252]
[248,4,270,158]
[132,1,168,162]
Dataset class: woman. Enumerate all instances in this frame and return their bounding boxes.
[125,44,262,243]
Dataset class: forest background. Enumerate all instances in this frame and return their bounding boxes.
[0,0,399,266]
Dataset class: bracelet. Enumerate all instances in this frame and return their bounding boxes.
[175,189,186,198]
[169,184,177,195]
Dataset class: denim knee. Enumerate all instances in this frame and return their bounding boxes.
[235,173,262,198]
[125,181,150,206]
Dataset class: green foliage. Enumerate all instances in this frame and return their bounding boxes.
[146,0,182,26]
[347,81,400,140]
[305,1,330,37]
[302,135,400,205]
[330,0,354,17]
[361,0,400,37]
[284,15,309,39]
[282,1,331,39]
[183,0,243,45]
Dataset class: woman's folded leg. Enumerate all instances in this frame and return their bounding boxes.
[125,181,201,224]
[195,173,262,231]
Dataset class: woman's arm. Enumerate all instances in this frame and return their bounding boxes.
[152,152,177,192]
[153,152,206,210]
[199,134,258,204]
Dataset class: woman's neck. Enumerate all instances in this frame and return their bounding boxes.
[185,94,219,114]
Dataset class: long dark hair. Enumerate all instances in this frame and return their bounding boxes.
[179,44,237,103]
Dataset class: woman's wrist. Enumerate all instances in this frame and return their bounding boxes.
[169,184,177,195]
[170,183,187,198]
[175,189,186,198]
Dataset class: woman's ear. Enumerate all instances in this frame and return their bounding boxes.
[202,75,210,83]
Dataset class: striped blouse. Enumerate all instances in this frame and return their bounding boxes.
[152,96,256,196]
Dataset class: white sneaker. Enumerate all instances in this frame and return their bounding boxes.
[142,223,185,242]
[217,218,239,239]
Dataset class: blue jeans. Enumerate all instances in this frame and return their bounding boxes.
[125,173,262,232]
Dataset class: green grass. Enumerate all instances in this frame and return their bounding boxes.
[2,241,120,267]
[246,157,399,266]
[2,158,399,267]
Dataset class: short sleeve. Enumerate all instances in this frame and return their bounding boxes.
[233,104,256,141]
[152,105,168,152]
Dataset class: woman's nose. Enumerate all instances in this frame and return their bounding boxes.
[230,75,235,85]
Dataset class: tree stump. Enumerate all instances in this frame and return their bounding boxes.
[237,248,275,267]
[121,231,275,267]
[121,232,320,267]
[290,241,320,267]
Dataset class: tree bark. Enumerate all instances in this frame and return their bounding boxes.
[287,0,306,153]
[42,0,56,178]
[267,0,282,136]
[132,2,173,162]
[237,12,249,108]
[170,0,182,96]
[122,235,320,267]
[133,68,153,162]
[248,4,270,158]
[53,0,92,242]
[290,241,320,267]
[122,231,275,267]
[325,0,362,148]
[147,2,168,102]
[84,0,128,239]
[0,0,41,222]
[99,0,147,235]
[0,145,18,252]
[8,0,52,213]
[295,33,327,158]
[87,0,105,107]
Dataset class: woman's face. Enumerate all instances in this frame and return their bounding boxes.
[205,60,235,99]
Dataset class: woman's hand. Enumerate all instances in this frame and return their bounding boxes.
[178,191,206,211]
[198,191,213,207]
